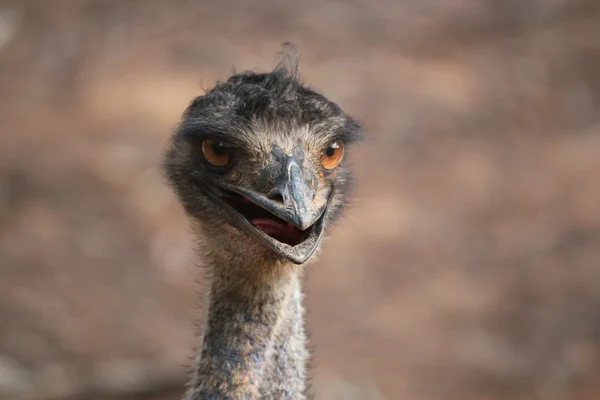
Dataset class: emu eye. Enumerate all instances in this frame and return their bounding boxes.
[320,141,344,170]
[201,136,232,168]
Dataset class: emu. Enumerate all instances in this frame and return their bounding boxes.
[163,62,362,399]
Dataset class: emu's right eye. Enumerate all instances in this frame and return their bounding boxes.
[201,136,232,168]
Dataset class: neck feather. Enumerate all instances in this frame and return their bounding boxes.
[185,248,308,399]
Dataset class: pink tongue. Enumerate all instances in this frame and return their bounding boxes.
[252,218,302,245]
[252,218,291,235]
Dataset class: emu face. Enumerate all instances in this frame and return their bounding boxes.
[164,69,362,264]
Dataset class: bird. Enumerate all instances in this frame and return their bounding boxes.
[163,60,362,399]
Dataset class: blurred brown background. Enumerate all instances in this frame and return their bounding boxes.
[1,1,600,399]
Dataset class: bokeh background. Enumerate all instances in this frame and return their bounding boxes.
[1,1,600,399]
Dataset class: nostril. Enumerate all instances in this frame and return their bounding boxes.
[267,190,285,203]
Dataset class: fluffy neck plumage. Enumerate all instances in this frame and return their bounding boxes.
[185,248,309,400]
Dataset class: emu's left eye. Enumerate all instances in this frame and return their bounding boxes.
[320,141,344,170]
[201,136,233,168]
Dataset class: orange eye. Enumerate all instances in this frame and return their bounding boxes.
[320,141,344,170]
[201,136,232,167]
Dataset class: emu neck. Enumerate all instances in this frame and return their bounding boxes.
[187,252,307,399]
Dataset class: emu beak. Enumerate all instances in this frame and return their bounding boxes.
[207,158,329,264]
[275,160,321,231]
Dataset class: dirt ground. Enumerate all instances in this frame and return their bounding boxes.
[1,1,600,399]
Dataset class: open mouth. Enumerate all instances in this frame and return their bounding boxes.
[220,190,313,247]
[204,183,328,264]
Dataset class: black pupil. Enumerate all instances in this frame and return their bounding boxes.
[212,142,226,157]
[326,144,337,157]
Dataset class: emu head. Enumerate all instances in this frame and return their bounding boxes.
[164,67,362,265]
